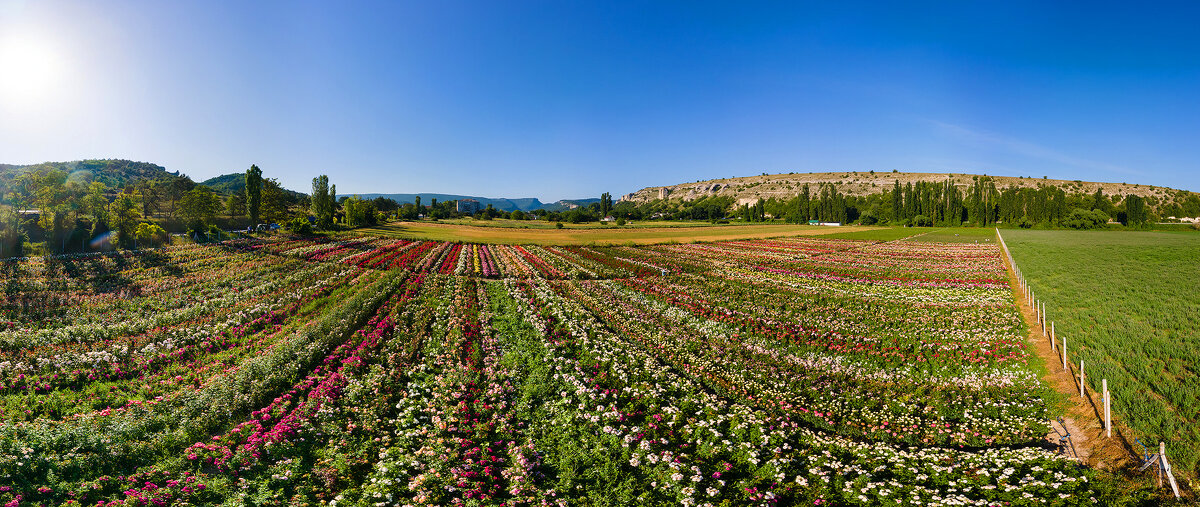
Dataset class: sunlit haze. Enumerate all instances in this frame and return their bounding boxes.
[1,1,1198,198]
[0,30,67,109]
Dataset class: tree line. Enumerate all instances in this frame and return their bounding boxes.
[608,177,1186,229]
[0,164,307,256]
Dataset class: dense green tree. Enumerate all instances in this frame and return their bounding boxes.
[82,182,108,226]
[134,222,169,247]
[0,206,23,257]
[260,178,290,223]
[311,175,336,229]
[162,176,195,220]
[226,192,247,219]
[343,195,377,227]
[136,179,160,217]
[890,179,902,223]
[371,197,400,213]
[798,184,811,222]
[1123,194,1148,226]
[245,164,263,224]
[1064,208,1109,229]
[600,192,613,217]
[27,169,80,253]
[108,193,142,248]
[180,186,221,229]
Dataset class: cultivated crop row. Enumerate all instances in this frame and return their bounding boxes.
[0,236,1112,505]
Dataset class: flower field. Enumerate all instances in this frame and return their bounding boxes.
[0,235,1117,506]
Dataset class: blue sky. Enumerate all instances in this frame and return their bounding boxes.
[1,1,1197,199]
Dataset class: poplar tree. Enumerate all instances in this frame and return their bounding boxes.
[246,164,263,225]
[312,175,332,229]
[891,179,902,223]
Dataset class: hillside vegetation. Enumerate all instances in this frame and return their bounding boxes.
[200,172,305,198]
[621,171,1200,218]
[0,159,176,195]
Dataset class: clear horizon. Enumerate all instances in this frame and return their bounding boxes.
[2,1,1198,200]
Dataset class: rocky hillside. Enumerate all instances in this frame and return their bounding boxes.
[621,171,1191,206]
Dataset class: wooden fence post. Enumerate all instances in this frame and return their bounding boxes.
[1161,442,1181,498]
[1103,379,1110,438]
[1079,360,1085,397]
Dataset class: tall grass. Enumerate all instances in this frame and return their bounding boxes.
[1004,229,1200,478]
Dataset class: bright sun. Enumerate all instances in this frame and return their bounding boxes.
[0,34,65,107]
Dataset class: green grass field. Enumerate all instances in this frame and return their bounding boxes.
[353,221,875,245]
[819,226,1000,243]
[1002,229,1200,478]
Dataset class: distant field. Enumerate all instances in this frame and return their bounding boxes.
[430,218,741,229]
[1003,229,1200,478]
[909,228,1000,244]
[355,221,873,245]
[819,226,1000,243]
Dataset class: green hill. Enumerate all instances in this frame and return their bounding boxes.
[0,159,177,194]
[199,173,248,194]
[200,173,306,198]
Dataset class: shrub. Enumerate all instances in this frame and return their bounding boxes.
[285,217,313,235]
[187,220,210,242]
[134,223,169,247]
[1063,208,1109,229]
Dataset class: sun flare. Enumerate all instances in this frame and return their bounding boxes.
[0,33,65,107]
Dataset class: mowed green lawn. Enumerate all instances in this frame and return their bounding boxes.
[354,221,876,245]
[1002,229,1200,477]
